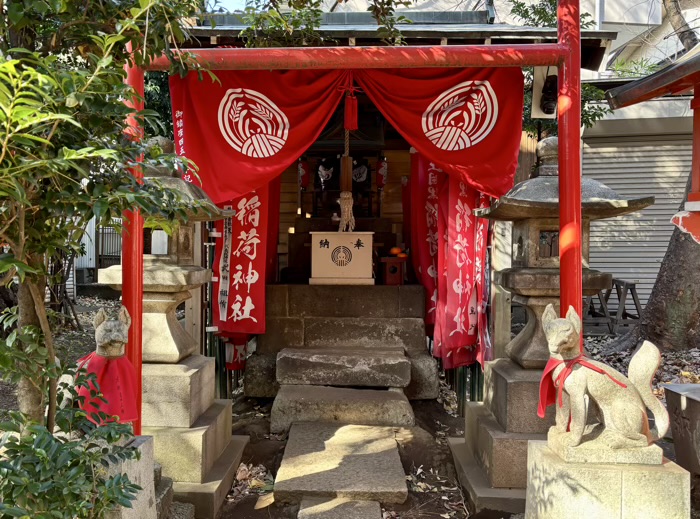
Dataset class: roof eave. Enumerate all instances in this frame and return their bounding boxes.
[606,53,700,109]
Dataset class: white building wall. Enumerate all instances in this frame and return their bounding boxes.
[75,217,96,270]
[582,98,692,307]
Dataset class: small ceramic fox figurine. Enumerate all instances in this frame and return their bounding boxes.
[538,304,669,449]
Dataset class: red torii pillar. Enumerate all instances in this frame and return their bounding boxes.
[123,0,583,427]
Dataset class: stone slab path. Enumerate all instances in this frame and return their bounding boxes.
[274,423,408,505]
[270,385,415,434]
[298,497,382,519]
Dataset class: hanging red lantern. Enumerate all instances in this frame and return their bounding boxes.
[376,157,388,189]
[298,158,310,189]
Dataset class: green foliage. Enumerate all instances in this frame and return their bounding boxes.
[241,0,327,47]
[240,0,412,47]
[508,0,594,29]
[609,58,659,78]
[366,0,413,45]
[0,368,141,519]
[0,0,215,514]
[145,72,174,138]
[507,0,609,136]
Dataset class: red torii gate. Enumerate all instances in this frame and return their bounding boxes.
[123,0,583,434]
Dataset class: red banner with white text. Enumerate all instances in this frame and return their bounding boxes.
[212,182,274,335]
[410,153,442,327]
[418,160,490,369]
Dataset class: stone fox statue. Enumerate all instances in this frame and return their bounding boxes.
[540,304,669,449]
[77,306,138,424]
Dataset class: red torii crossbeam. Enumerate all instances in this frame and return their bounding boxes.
[123,0,583,431]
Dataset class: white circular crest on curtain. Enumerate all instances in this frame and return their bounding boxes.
[218,88,290,158]
[422,81,498,151]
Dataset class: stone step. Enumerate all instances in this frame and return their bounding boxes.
[267,285,424,319]
[169,501,196,519]
[143,355,215,428]
[144,400,232,484]
[298,497,382,519]
[173,435,249,519]
[270,385,415,434]
[304,318,426,355]
[276,348,411,388]
[448,438,525,515]
[257,317,427,356]
[465,401,545,489]
[274,423,408,504]
[155,475,174,519]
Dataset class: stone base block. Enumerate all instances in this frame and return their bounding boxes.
[548,425,663,465]
[483,359,554,434]
[141,288,203,363]
[298,497,382,519]
[143,355,215,428]
[144,400,232,483]
[155,475,173,519]
[170,502,196,519]
[256,317,305,354]
[405,353,439,400]
[105,436,157,519]
[448,438,525,515]
[304,317,426,356]
[270,385,415,434]
[173,436,249,519]
[465,402,545,489]
[309,277,374,285]
[243,353,279,398]
[525,441,690,519]
[276,348,411,388]
[275,424,408,504]
[665,384,700,475]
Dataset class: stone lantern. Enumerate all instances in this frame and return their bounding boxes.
[448,136,654,514]
[99,139,246,519]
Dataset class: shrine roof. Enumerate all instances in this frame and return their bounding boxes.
[189,15,616,70]
[606,49,700,109]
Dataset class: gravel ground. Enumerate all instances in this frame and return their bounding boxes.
[0,295,121,419]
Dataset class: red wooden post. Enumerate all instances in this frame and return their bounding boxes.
[123,50,145,435]
[557,0,583,341]
[689,89,700,204]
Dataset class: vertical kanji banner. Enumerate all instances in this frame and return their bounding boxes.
[433,173,449,362]
[410,153,443,327]
[476,194,493,365]
[212,182,273,335]
[442,176,480,368]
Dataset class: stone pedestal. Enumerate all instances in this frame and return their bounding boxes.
[451,359,555,514]
[506,295,558,369]
[525,441,690,519]
[99,264,248,519]
[665,384,700,476]
[105,436,157,519]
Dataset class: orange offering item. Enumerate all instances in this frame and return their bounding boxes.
[397,252,408,258]
[389,247,402,255]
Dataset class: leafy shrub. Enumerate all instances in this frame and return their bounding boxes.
[0,369,141,519]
